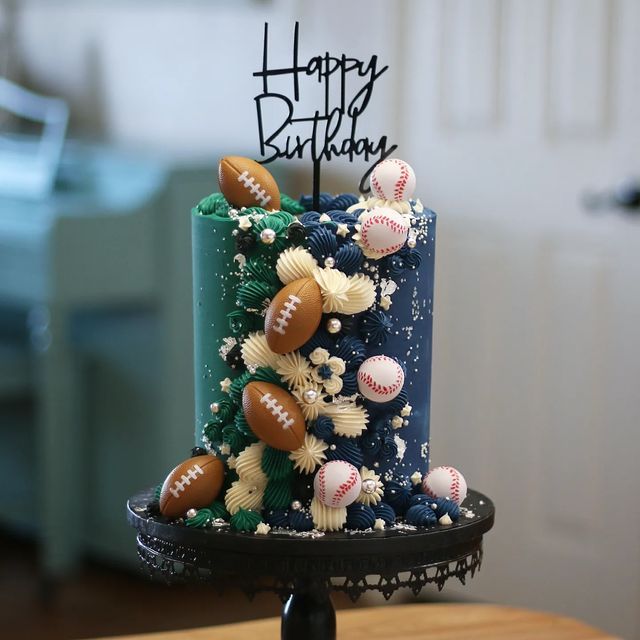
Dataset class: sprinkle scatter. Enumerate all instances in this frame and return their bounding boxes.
[177,156,450,534]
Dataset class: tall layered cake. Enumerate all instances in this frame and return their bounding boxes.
[157,156,468,534]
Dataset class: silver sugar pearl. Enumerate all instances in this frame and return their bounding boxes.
[324,256,336,268]
[330,444,337,451]
[361,479,377,494]
[260,228,276,244]
[407,237,417,249]
[210,402,220,414]
[186,508,198,519]
[291,500,302,511]
[326,318,342,334]
[303,388,318,404]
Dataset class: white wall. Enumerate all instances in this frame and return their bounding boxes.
[13,0,400,176]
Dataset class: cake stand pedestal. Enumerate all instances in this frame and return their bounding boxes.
[127,489,494,640]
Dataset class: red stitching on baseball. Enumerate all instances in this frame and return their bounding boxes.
[357,357,403,397]
[360,214,407,254]
[390,159,409,201]
[330,464,359,507]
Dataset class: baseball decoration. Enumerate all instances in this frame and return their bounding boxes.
[218,156,281,211]
[159,455,224,518]
[370,158,416,202]
[359,207,410,258]
[423,466,468,505]
[357,355,405,403]
[314,460,362,508]
[242,381,306,451]
[265,277,323,354]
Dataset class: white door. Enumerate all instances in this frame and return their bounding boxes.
[398,1,640,638]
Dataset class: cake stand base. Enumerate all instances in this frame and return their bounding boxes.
[128,488,494,640]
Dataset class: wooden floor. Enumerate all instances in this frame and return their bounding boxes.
[0,531,363,640]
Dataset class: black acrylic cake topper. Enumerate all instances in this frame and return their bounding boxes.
[254,22,398,210]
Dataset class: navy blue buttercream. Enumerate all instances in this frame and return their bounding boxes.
[372,502,396,524]
[289,509,314,531]
[383,480,412,516]
[405,504,437,526]
[325,437,364,468]
[264,508,289,528]
[329,193,359,210]
[311,415,336,442]
[335,243,364,275]
[430,497,460,521]
[346,503,376,530]
[308,226,338,262]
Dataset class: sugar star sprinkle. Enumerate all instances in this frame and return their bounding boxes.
[401,404,412,417]
[336,223,350,238]
[238,215,252,231]
[220,377,232,393]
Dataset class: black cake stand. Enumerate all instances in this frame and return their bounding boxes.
[127,489,494,639]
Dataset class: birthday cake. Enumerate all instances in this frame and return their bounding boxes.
[151,155,470,535]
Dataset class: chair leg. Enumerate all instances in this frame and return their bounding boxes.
[31,303,84,578]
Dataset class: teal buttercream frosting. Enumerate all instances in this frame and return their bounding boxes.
[230,508,262,532]
[154,484,162,501]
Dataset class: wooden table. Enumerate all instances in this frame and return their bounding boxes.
[92,603,616,639]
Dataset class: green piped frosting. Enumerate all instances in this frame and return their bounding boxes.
[222,424,249,456]
[208,501,229,521]
[228,371,251,405]
[195,192,230,216]
[230,508,262,532]
[280,194,305,215]
[263,477,293,509]
[227,309,262,337]
[209,398,235,424]
[244,256,281,288]
[236,280,277,311]
[186,508,213,528]
[251,366,286,389]
[154,484,162,501]
[262,447,294,481]
[203,420,223,445]
[234,411,254,438]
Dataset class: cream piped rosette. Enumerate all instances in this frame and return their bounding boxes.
[276,246,318,284]
[356,466,384,506]
[347,196,413,216]
[292,383,327,420]
[275,351,313,389]
[225,479,264,515]
[241,331,279,370]
[320,401,368,438]
[289,432,328,474]
[310,496,347,531]
[312,268,376,315]
[234,441,268,487]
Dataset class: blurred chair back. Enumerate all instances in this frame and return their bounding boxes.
[0,77,68,199]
